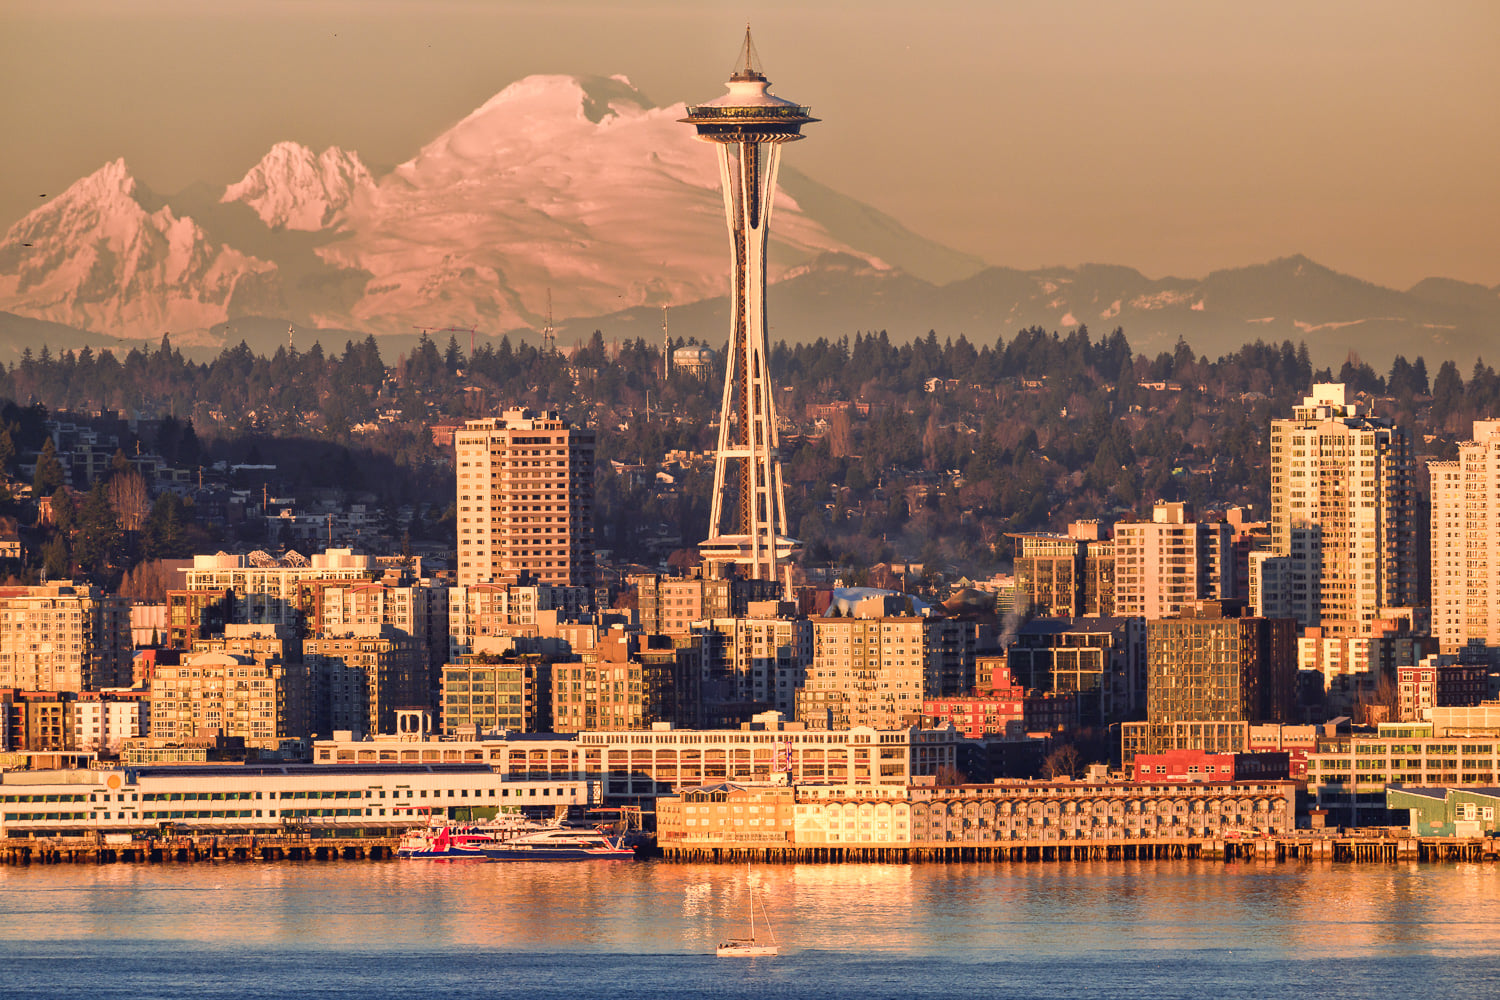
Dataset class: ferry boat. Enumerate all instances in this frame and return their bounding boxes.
[475,824,635,861]
[397,815,546,860]
[398,816,636,862]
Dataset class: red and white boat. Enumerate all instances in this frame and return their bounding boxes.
[398,816,637,862]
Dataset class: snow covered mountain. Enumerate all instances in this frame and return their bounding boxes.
[222,142,374,232]
[1,74,1493,366]
[0,74,978,343]
[0,159,278,340]
[304,73,866,333]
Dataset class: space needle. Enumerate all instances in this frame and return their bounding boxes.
[683,28,816,596]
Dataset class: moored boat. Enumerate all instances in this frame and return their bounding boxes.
[397,815,550,860]
[476,824,635,861]
[399,816,636,862]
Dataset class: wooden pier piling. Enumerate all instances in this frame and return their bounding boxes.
[1,834,399,866]
[657,834,1499,865]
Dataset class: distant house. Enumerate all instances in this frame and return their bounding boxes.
[36,489,80,526]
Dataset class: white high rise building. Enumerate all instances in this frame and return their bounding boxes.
[1429,419,1500,655]
[0,581,132,691]
[1113,501,1232,619]
[1262,384,1417,652]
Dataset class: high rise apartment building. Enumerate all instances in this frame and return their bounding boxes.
[630,572,781,635]
[699,610,813,715]
[441,659,550,734]
[150,631,309,749]
[0,582,132,691]
[1005,616,1147,725]
[1429,420,1500,655]
[1261,384,1417,643]
[1009,521,1115,617]
[311,581,450,693]
[447,583,588,657]
[165,589,233,650]
[455,409,595,589]
[1112,502,1232,619]
[1121,601,1297,764]
[548,635,693,733]
[796,617,972,731]
[304,625,425,738]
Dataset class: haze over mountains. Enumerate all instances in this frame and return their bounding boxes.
[1,74,1495,368]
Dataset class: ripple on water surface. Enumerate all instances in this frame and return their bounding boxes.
[3,860,1499,998]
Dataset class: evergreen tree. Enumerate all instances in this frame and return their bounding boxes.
[1431,360,1465,420]
[72,479,123,584]
[32,437,65,497]
[41,535,70,581]
[49,487,77,534]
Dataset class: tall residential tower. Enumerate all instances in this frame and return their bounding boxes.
[683,29,815,593]
[454,409,595,590]
[1254,384,1416,662]
[1429,420,1500,657]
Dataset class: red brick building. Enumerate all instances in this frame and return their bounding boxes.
[923,689,1078,737]
[1129,748,1291,783]
[1398,658,1488,722]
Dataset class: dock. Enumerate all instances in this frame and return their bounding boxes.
[658,833,1500,865]
[6,832,1500,866]
[1,833,400,865]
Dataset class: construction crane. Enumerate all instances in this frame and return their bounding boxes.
[436,325,479,362]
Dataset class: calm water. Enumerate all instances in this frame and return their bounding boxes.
[3,858,1499,998]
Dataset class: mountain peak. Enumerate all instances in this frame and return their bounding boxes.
[222,141,373,231]
[0,150,276,337]
[463,73,655,127]
[81,157,136,196]
[2,158,150,252]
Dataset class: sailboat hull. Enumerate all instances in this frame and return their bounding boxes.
[717,941,778,957]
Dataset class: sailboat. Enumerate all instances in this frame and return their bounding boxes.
[717,864,778,957]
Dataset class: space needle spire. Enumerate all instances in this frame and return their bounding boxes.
[683,27,816,596]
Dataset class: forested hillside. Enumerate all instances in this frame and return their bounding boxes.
[0,325,1496,586]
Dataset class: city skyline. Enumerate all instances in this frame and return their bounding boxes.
[3,0,1496,291]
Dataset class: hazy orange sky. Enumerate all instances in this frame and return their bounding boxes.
[2,0,1496,289]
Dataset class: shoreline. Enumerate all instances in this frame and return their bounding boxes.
[5,831,1498,866]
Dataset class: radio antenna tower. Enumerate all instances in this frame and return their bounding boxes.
[542,289,556,355]
[682,26,815,596]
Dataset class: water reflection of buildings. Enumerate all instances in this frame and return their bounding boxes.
[46,858,1500,964]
